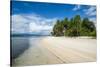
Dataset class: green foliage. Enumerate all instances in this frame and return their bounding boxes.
[89,30,96,37]
[81,18,95,32]
[51,15,96,37]
[65,29,80,37]
[52,20,64,36]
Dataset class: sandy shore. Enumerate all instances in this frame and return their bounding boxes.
[13,36,96,66]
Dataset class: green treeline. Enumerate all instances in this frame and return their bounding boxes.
[51,15,96,37]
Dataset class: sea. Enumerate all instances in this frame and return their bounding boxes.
[11,35,49,59]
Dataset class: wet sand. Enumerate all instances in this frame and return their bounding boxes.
[12,36,96,66]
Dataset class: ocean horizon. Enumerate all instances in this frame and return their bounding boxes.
[11,33,51,37]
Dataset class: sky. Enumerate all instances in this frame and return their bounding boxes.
[11,0,96,35]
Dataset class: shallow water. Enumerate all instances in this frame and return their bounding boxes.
[11,36,45,59]
[11,37,29,59]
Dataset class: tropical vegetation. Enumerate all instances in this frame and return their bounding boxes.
[51,15,96,37]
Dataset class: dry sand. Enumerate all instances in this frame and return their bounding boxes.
[13,36,96,66]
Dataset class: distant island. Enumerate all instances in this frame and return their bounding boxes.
[51,15,96,37]
[11,33,50,37]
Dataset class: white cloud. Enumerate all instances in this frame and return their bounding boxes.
[89,17,96,23]
[29,22,53,34]
[72,5,81,11]
[11,15,29,33]
[83,6,96,16]
[83,6,96,27]
[11,14,57,35]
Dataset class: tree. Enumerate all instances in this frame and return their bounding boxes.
[52,20,64,36]
[81,18,96,36]
[68,15,81,36]
[51,15,96,37]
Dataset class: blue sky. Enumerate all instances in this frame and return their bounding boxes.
[11,1,96,19]
[11,1,96,35]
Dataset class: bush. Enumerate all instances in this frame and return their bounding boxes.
[89,30,96,37]
[65,29,80,37]
[80,28,90,36]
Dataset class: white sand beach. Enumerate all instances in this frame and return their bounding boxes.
[13,36,96,66]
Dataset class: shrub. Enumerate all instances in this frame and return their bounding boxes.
[89,30,96,37]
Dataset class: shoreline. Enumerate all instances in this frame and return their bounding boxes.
[12,36,96,66]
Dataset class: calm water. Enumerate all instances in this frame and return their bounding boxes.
[11,36,46,59]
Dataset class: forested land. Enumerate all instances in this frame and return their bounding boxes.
[51,15,96,37]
